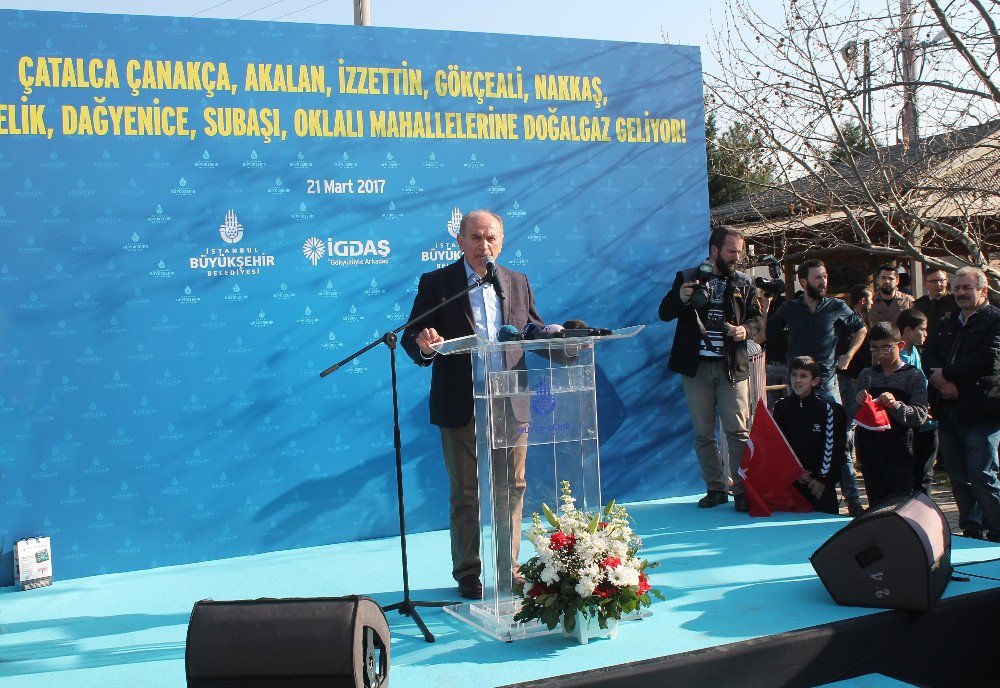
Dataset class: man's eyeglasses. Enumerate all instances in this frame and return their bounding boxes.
[869,344,898,354]
[925,279,947,284]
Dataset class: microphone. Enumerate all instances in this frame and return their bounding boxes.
[497,324,522,341]
[483,255,504,301]
[522,323,566,340]
[560,319,612,337]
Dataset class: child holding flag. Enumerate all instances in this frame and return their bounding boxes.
[772,356,848,514]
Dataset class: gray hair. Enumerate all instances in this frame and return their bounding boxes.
[459,209,503,236]
[955,266,988,290]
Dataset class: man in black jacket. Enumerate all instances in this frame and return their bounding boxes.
[403,209,544,599]
[924,267,1000,541]
[659,226,764,511]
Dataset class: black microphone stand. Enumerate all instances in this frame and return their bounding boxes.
[320,270,494,643]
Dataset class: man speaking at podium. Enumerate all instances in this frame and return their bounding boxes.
[402,209,544,600]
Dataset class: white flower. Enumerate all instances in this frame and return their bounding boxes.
[540,565,561,584]
[575,579,596,598]
[608,565,640,588]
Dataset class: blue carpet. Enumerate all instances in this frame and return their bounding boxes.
[2,495,998,688]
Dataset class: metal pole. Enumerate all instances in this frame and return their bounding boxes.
[354,0,371,26]
[900,0,918,146]
[863,40,873,134]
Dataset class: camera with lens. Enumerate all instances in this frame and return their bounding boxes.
[754,255,786,297]
[690,260,714,309]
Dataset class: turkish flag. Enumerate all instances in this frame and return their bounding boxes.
[738,399,813,517]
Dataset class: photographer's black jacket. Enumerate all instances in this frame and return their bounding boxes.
[659,267,764,382]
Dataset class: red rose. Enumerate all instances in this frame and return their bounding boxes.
[549,531,576,550]
[638,573,651,595]
[599,521,609,529]
[528,583,546,598]
[600,556,621,569]
[595,583,617,598]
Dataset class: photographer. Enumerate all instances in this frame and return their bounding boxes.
[752,261,788,409]
[659,226,764,512]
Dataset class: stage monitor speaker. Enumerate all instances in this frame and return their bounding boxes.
[810,491,952,612]
[185,595,389,688]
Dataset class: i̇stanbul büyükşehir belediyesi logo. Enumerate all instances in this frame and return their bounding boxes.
[188,210,277,277]
[420,206,463,267]
[301,236,391,267]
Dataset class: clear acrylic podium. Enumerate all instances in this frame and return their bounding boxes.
[433,325,644,641]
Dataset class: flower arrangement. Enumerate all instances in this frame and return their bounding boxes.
[513,481,663,633]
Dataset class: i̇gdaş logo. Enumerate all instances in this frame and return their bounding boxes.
[301,236,391,267]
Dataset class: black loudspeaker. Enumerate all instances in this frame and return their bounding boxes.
[185,596,389,688]
[811,491,952,611]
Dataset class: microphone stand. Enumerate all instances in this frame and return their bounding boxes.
[320,270,494,643]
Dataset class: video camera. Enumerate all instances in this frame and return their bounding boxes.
[753,255,785,297]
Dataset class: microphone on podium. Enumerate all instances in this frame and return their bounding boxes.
[522,323,566,340]
[497,324,522,341]
[483,255,505,301]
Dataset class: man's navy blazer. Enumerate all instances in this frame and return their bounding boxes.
[402,259,543,428]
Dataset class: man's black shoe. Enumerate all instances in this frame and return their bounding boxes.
[733,493,749,512]
[698,490,729,508]
[458,574,483,600]
[963,529,986,541]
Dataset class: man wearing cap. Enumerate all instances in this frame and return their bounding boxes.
[402,209,544,600]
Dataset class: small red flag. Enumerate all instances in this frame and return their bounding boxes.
[853,392,892,431]
[738,399,813,517]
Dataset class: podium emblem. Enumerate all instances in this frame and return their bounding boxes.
[530,376,557,416]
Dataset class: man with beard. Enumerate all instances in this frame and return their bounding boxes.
[660,226,764,511]
[868,264,915,327]
[914,268,958,338]
[923,267,1000,541]
[766,259,868,516]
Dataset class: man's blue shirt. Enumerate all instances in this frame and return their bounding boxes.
[766,296,866,380]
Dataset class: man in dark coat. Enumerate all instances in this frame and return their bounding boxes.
[403,209,543,600]
[923,267,1000,541]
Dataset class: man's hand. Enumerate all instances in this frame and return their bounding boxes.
[679,281,695,305]
[856,389,870,406]
[929,368,947,389]
[837,354,851,371]
[929,368,959,400]
[416,327,444,356]
[724,322,748,342]
[939,381,959,400]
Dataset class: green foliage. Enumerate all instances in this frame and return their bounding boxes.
[707,112,777,208]
[827,120,877,167]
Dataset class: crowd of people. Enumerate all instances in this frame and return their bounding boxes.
[661,228,1000,541]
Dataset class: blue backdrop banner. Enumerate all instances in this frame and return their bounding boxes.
[0,8,708,582]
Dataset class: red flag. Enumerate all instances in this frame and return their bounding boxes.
[738,399,813,517]
[853,392,892,431]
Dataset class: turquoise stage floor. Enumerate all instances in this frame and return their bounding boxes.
[2,494,999,688]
